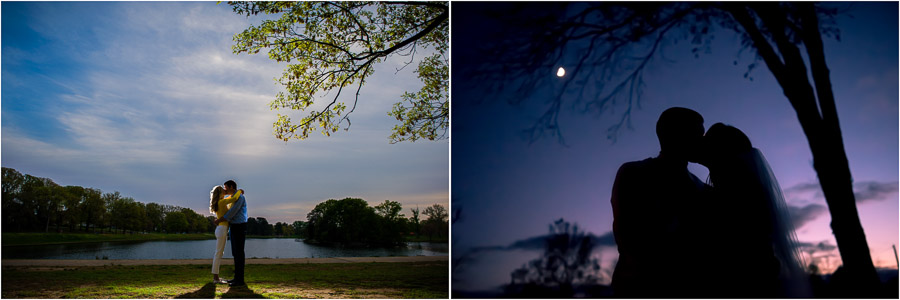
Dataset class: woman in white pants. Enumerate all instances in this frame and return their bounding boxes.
[209,185,242,284]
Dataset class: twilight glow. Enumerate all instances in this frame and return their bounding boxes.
[452,2,898,293]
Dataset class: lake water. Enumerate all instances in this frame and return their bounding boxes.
[2,239,448,260]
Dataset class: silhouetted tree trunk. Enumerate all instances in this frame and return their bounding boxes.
[726,3,878,291]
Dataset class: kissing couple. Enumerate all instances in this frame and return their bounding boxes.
[610,107,812,298]
[208,180,249,287]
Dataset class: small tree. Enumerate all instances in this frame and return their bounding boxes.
[291,220,306,238]
[274,222,286,236]
[247,217,259,235]
[257,217,273,236]
[145,202,165,232]
[421,204,448,241]
[374,200,406,242]
[409,206,421,236]
[422,203,447,222]
[61,186,85,232]
[374,200,404,221]
[80,188,105,232]
[506,219,603,297]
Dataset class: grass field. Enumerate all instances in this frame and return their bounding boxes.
[2,261,448,298]
[2,232,215,246]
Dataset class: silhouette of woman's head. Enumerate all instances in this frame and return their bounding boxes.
[699,123,752,168]
[656,107,704,162]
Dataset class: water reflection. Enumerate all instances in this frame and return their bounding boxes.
[3,239,448,260]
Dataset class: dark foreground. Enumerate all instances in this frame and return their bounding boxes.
[454,268,899,298]
[2,261,448,298]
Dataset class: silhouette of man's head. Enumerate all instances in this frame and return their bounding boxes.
[656,107,704,162]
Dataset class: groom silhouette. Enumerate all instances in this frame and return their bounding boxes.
[610,107,709,297]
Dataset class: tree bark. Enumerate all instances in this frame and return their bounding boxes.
[796,4,879,290]
[726,3,880,293]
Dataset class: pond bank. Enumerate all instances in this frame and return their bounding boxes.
[2,232,215,246]
[4,238,446,260]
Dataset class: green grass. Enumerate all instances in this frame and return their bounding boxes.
[2,261,447,298]
[2,232,215,246]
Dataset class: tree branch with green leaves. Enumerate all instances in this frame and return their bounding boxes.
[229,1,448,143]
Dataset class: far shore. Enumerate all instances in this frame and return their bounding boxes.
[2,232,447,247]
[2,232,216,246]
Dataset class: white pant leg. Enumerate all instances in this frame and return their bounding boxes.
[212,225,228,274]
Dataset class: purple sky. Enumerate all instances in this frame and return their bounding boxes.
[451,2,898,292]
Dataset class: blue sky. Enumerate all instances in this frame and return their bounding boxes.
[452,2,898,292]
[2,2,448,224]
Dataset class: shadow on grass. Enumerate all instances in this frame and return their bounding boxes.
[222,284,265,298]
[174,282,216,299]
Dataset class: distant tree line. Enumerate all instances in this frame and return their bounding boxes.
[2,168,450,243]
[2,167,215,234]
[305,198,449,246]
[244,217,305,238]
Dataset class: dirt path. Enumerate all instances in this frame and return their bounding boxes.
[2,255,447,267]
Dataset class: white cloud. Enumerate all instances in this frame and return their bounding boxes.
[2,128,83,164]
[2,2,448,223]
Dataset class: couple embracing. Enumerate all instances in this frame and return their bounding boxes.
[611,107,811,298]
[208,180,248,287]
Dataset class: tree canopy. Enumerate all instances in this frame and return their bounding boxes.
[303,198,446,245]
[229,1,449,143]
[422,203,447,223]
[305,198,386,245]
[374,199,404,221]
[2,167,211,234]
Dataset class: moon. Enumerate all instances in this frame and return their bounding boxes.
[556,67,566,77]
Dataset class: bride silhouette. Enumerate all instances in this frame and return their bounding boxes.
[696,123,812,298]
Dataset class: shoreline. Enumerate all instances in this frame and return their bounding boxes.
[3,232,448,247]
[2,255,448,267]
[1,232,215,247]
